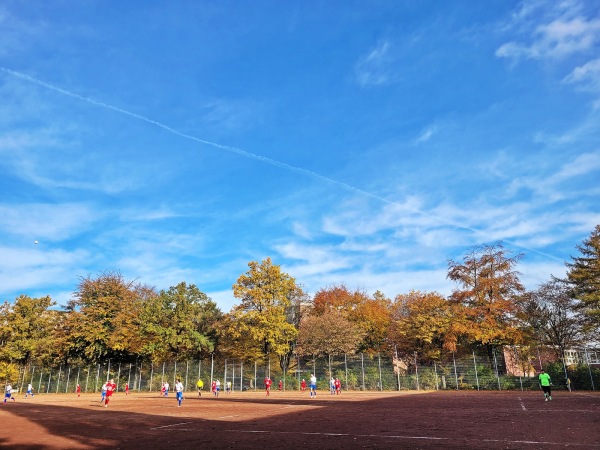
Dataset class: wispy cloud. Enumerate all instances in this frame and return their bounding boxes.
[563,58,600,92]
[414,126,438,144]
[354,40,401,87]
[496,2,600,61]
[0,203,99,241]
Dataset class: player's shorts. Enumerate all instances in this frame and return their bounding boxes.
[310,384,316,390]
[176,392,183,400]
[5,392,11,399]
[26,390,32,394]
[542,385,551,394]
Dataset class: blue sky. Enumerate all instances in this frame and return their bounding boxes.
[1,0,599,312]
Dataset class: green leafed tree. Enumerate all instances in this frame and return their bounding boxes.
[564,224,600,330]
[140,282,220,362]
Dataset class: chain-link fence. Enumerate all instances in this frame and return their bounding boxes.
[7,347,600,395]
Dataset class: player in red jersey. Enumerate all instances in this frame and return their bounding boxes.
[76,384,81,397]
[335,378,341,394]
[300,379,306,391]
[125,382,130,395]
[104,379,117,408]
[264,377,272,396]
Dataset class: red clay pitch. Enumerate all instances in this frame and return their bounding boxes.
[1,389,599,449]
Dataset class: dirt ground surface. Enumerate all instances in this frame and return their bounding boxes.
[0,389,598,449]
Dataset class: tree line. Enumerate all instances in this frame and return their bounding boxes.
[1,225,599,381]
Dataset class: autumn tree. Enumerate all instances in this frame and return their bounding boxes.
[64,271,147,363]
[564,224,600,330]
[447,243,526,355]
[351,290,392,353]
[225,258,301,372]
[523,280,584,359]
[312,285,391,353]
[312,284,359,314]
[140,282,220,362]
[296,309,364,376]
[0,295,56,365]
[389,291,456,360]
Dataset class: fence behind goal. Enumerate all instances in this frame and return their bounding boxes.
[9,347,599,395]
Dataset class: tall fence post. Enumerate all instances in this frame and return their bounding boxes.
[514,348,523,391]
[434,362,439,390]
[65,367,71,393]
[452,352,459,390]
[37,367,44,393]
[85,365,90,393]
[198,359,201,385]
[414,352,420,391]
[493,349,501,390]
[19,365,27,393]
[344,354,348,392]
[210,353,214,389]
[378,353,383,391]
[185,360,189,391]
[296,354,300,390]
[584,348,595,390]
[360,353,365,390]
[173,361,177,388]
[395,346,401,391]
[472,351,480,391]
[56,365,62,393]
[138,362,143,392]
[561,348,570,390]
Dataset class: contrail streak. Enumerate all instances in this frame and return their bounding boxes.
[0,67,563,262]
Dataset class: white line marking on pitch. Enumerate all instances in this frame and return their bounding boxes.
[150,422,192,430]
[222,429,598,447]
[518,397,527,411]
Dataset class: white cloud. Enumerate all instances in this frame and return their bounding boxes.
[354,40,401,87]
[564,58,600,91]
[0,203,99,241]
[496,5,600,61]
[414,126,438,144]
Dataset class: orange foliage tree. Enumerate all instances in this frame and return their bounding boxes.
[447,243,526,356]
[388,290,457,360]
[311,285,391,353]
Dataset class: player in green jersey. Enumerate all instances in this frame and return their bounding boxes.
[538,370,552,401]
